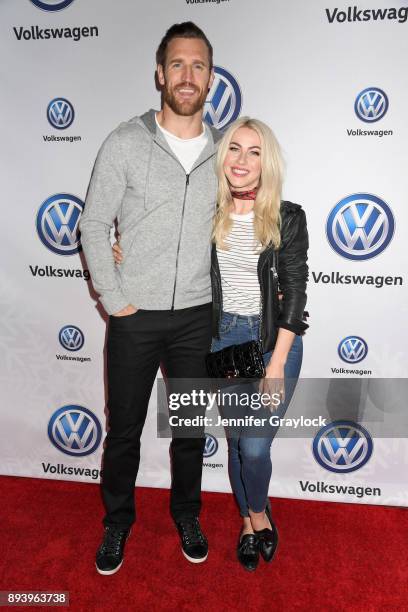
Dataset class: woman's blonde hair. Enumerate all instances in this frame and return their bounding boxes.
[212,116,284,250]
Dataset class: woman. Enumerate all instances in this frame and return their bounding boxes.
[113,116,308,572]
[210,117,308,571]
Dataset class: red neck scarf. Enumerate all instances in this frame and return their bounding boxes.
[230,187,258,200]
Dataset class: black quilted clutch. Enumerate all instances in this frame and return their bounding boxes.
[206,340,265,379]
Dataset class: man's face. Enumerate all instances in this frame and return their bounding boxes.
[157,37,214,116]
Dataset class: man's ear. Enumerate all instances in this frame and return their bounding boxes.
[157,64,165,87]
[208,68,215,91]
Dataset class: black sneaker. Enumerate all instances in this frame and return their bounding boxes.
[176,518,208,563]
[95,526,130,575]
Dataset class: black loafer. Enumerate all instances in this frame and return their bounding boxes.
[95,526,131,575]
[254,506,279,563]
[237,532,260,572]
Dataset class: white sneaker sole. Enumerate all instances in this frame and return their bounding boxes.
[182,549,208,564]
[95,560,124,576]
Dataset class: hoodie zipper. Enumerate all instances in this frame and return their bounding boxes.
[149,138,217,310]
[171,172,189,310]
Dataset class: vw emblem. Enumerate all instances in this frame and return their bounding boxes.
[354,87,388,123]
[29,0,76,11]
[203,434,218,458]
[313,421,373,473]
[326,193,395,260]
[47,98,75,130]
[36,193,84,256]
[338,336,368,364]
[204,66,242,130]
[59,325,84,351]
[48,405,102,457]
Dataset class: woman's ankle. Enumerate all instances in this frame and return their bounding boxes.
[241,516,254,536]
[249,508,269,531]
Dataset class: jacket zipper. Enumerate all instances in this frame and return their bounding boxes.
[258,251,278,347]
[271,250,279,295]
[258,288,264,350]
[271,251,280,324]
[152,139,217,310]
[171,173,189,310]
[257,255,269,346]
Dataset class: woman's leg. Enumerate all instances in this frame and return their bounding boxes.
[239,435,273,514]
[227,436,253,535]
[212,314,260,533]
[241,335,303,528]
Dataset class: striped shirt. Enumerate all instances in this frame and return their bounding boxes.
[217,211,261,316]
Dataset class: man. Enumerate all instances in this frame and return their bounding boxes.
[79,22,222,575]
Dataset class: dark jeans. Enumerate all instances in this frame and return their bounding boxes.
[102,302,212,529]
[211,311,303,516]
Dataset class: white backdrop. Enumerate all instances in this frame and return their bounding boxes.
[1,0,407,507]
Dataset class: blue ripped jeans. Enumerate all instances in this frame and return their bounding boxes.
[211,311,303,517]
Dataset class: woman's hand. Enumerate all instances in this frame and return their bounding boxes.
[112,240,123,264]
[259,358,285,412]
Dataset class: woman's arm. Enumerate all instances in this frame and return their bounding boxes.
[276,207,309,335]
[266,328,295,369]
[259,206,309,405]
[260,328,295,406]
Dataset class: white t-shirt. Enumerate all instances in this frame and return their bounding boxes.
[155,114,208,173]
[216,211,261,316]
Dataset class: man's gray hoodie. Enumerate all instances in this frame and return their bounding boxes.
[80,109,222,315]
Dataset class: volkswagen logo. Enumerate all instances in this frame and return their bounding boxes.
[326,193,395,260]
[354,87,388,123]
[30,0,76,11]
[204,66,242,130]
[59,325,84,351]
[36,193,84,255]
[338,336,368,364]
[313,421,373,473]
[47,98,75,130]
[203,434,218,458]
[48,405,102,457]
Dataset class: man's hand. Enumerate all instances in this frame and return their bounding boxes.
[112,304,138,317]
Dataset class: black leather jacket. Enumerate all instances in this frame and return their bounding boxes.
[211,200,309,353]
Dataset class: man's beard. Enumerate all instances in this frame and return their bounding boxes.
[163,80,208,116]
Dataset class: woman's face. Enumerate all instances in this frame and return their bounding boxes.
[223,126,261,192]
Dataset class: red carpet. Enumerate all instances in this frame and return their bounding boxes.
[0,476,406,611]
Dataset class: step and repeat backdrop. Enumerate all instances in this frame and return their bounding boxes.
[1,0,407,507]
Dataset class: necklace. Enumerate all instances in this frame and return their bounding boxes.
[230,187,258,200]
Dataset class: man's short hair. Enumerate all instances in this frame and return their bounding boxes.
[156,22,213,70]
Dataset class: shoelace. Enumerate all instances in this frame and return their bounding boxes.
[179,519,205,546]
[101,528,127,556]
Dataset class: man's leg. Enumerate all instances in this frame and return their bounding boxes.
[102,310,162,529]
[160,303,212,522]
